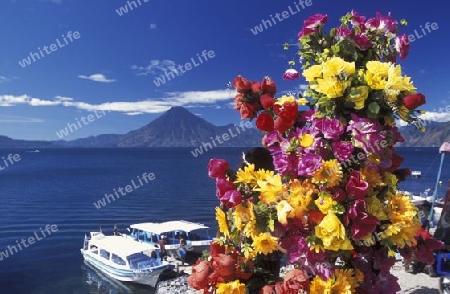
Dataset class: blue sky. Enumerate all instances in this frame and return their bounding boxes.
[1,0,449,140]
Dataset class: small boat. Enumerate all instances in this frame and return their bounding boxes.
[26,149,40,153]
[125,220,212,257]
[411,170,422,178]
[80,232,175,287]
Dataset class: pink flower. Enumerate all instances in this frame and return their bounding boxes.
[304,13,328,29]
[335,27,354,40]
[207,158,229,178]
[298,26,316,37]
[220,190,242,208]
[345,171,368,199]
[395,34,410,59]
[354,33,372,50]
[282,68,300,80]
[350,10,367,29]
[215,178,235,197]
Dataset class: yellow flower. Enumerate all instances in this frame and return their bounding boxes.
[365,196,388,221]
[315,211,353,251]
[255,174,285,205]
[322,57,355,78]
[386,64,416,92]
[346,86,369,110]
[233,203,254,230]
[333,269,358,293]
[243,218,258,239]
[312,159,342,188]
[310,276,332,292]
[383,172,398,189]
[299,133,315,148]
[255,169,275,182]
[315,77,348,98]
[216,207,229,237]
[386,192,417,223]
[235,164,257,185]
[276,200,293,225]
[361,166,383,189]
[385,220,421,248]
[303,64,322,82]
[314,193,334,214]
[287,179,315,220]
[298,97,309,105]
[216,280,246,294]
[366,60,389,76]
[355,269,364,283]
[252,233,279,255]
[275,95,295,105]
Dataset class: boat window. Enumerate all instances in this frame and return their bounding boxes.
[138,231,145,242]
[100,249,110,260]
[189,229,211,241]
[127,253,160,269]
[111,254,126,265]
[90,245,98,254]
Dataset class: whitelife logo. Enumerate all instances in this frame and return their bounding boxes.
[18,31,81,68]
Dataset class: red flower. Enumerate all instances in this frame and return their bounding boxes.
[221,189,242,208]
[211,253,235,279]
[346,200,380,240]
[209,242,225,257]
[386,152,404,173]
[274,101,298,121]
[215,178,235,198]
[207,158,229,178]
[274,117,294,134]
[332,187,348,202]
[187,260,212,290]
[282,69,300,80]
[345,171,368,199]
[256,113,275,132]
[233,93,244,110]
[251,81,261,94]
[395,34,410,59]
[239,102,256,119]
[283,269,310,293]
[233,75,252,93]
[235,256,254,280]
[308,210,325,225]
[402,93,426,110]
[260,94,275,110]
[261,77,277,96]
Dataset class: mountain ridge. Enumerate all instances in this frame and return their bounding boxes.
[1,107,449,148]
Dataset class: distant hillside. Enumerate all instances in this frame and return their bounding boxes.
[1,108,449,148]
[399,121,450,147]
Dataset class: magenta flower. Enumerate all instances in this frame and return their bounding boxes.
[208,158,229,178]
[395,34,410,59]
[376,12,398,34]
[415,237,444,264]
[350,10,367,29]
[220,190,242,209]
[346,200,380,240]
[282,68,300,80]
[354,33,372,50]
[298,153,322,177]
[348,114,385,154]
[304,13,328,29]
[332,187,348,202]
[332,141,354,162]
[298,14,328,37]
[334,27,354,40]
[345,171,368,199]
[271,148,299,177]
[215,178,235,198]
[313,118,344,141]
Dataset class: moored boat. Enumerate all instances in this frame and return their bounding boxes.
[125,220,212,257]
[80,232,175,287]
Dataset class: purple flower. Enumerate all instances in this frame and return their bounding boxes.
[282,68,300,80]
[304,14,328,29]
[332,141,354,162]
[298,14,328,37]
[220,190,242,209]
[354,33,372,50]
[348,114,385,154]
[334,27,354,40]
[270,147,299,177]
[298,153,322,177]
[350,10,367,29]
[313,118,344,141]
[263,130,281,147]
[395,34,410,59]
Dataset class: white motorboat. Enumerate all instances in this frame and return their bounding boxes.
[125,220,212,257]
[80,232,175,287]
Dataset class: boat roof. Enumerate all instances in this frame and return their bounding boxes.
[89,234,157,259]
[130,220,209,234]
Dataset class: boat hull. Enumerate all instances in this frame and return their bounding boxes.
[81,249,172,287]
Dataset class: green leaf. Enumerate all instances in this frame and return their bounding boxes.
[368,102,380,114]
[400,19,408,26]
[283,42,290,50]
[268,219,274,232]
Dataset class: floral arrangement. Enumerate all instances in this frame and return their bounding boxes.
[188,10,443,294]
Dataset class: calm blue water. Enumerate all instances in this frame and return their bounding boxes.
[0,147,448,294]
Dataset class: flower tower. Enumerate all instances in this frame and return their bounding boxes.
[188,11,443,294]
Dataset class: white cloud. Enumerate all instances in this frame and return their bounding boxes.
[0,76,10,83]
[0,115,43,123]
[78,74,116,83]
[397,110,450,127]
[131,59,178,76]
[0,89,235,115]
